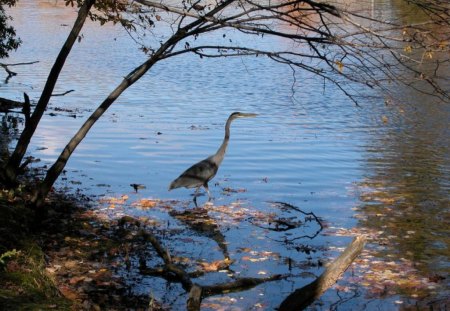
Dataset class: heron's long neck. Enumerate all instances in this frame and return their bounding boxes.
[212,117,233,165]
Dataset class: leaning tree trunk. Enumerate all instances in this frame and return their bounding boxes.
[1,0,95,186]
[279,236,366,310]
[31,0,236,209]
[31,32,186,209]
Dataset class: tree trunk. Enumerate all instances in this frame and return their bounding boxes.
[1,0,95,186]
[279,236,366,311]
[30,0,237,209]
[31,34,186,209]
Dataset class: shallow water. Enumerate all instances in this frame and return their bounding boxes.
[2,1,449,309]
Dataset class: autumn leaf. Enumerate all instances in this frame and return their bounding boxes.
[335,60,344,73]
[133,199,158,209]
[199,260,223,272]
[438,41,448,50]
[69,276,85,285]
[58,285,79,300]
[99,195,128,205]
[199,259,232,272]
[403,45,413,53]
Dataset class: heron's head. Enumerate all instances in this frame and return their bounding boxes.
[229,112,258,120]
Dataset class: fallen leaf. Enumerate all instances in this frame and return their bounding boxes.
[69,276,85,285]
[59,285,79,300]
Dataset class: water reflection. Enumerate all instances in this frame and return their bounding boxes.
[356,2,450,293]
[355,78,450,303]
[169,208,231,260]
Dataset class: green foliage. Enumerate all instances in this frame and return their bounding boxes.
[0,242,72,310]
[0,0,21,58]
[0,249,20,270]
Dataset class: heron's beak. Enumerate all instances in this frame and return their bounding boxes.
[239,113,258,118]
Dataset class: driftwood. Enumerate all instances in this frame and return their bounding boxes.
[51,89,75,96]
[202,274,283,296]
[0,61,39,82]
[0,93,31,116]
[278,235,366,311]
[138,229,284,311]
[0,96,23,112]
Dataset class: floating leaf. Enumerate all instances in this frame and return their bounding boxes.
[335,60,344,72]
[133,199,158,209]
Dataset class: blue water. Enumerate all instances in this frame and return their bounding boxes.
[2,1,449,309]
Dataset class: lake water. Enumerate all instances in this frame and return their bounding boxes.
[2,1,449,310]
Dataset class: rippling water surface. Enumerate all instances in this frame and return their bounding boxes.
[2,1,449,309]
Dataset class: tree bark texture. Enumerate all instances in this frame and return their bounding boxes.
[279,235,366,311]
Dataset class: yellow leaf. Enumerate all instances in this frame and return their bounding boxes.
[134,199,158,209]
[403,45,413,53]
[199,260,224,272]
[438,41,448,50]
[382,116,388,124]
[335,60,344,73]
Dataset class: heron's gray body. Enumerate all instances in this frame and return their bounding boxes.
[169,156,219,190]
[168,112,257,203]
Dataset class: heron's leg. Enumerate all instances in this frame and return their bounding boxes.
[194,186,201,197]
[193,196,199,208]
[193,186,201,208]
[203,182,212,201]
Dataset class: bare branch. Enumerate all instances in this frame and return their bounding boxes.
[51,89,75,97]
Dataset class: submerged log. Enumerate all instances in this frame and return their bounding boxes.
[0,96,23,112]
[279,235,366,311]
[187,285,202,311]
[140,229,286,311]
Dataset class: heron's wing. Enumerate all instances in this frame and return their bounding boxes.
[169,158,218,190]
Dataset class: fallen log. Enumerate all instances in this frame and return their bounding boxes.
[0,96,23,112]
[203,274,283,296]
[278,235,366,311]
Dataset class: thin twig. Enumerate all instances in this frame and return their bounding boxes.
[51,90,75,97]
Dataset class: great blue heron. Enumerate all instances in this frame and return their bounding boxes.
[168,112,258,204]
